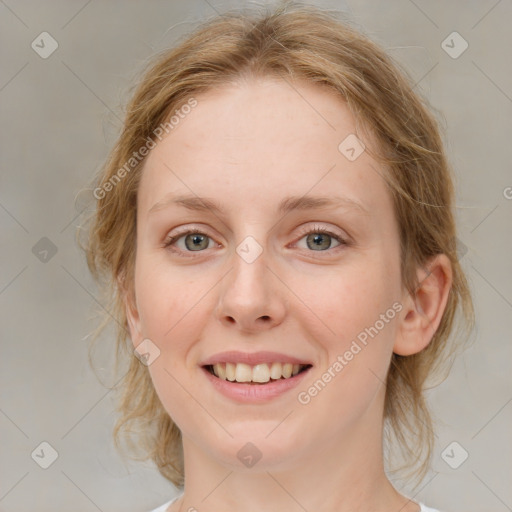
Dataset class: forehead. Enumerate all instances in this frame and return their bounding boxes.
[137,77,390,220]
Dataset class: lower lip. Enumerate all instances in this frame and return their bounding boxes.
[201,366,312,403]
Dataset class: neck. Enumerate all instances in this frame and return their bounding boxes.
[171,394,418,512]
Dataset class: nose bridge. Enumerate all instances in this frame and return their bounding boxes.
[216,233,285,331]
[227,237,270,306]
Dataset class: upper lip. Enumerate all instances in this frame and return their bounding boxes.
[200,351,313,366]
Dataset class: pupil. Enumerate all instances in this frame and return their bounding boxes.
[308,233,330,250]
[186,234,208,251]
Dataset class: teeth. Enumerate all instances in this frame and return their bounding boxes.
[216,362,227,380]
[235,363,252,382]
[226,362,236,381]
[282,363,293,378]
[270,362,282,379]
[211,362,307,383]
[253,363,270,383]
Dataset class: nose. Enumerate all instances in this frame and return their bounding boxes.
[215,244,286,333]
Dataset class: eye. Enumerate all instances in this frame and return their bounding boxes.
[294,224,348,252]
[163,228,217,256]
[163,224,349,257]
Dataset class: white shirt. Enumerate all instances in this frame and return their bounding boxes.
[149,495,441,512]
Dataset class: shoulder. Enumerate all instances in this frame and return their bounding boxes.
[149,497,441,512]
[148,494,181,512]
[148,501,172,512]
[419,504,442,512]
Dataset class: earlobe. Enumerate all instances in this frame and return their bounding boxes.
[119,278,142,348]
[125,299,142,347]
[393,254,453,356]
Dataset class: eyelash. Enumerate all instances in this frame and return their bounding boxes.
[163,224,349,258]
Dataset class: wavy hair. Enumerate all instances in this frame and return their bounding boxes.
[79,1,475,488]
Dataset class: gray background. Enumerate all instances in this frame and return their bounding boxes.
[1,1,511,511]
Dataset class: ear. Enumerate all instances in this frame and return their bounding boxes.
[118,276,143,348]
[394,254,453,356]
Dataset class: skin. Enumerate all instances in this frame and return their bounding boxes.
[124,76,452,512]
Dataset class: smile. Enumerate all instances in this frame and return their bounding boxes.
[201,362,313,403]
[204,362,312,384]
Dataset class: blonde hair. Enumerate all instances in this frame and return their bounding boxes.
[79,1,475,488]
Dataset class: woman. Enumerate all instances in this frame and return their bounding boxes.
[82,3,474,511]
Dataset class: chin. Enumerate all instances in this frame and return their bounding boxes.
[208,430,308,473]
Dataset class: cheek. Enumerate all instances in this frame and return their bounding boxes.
[293,258,399,402]
[133,261,208,421]
[134,257,204,341]
[296,259,398,346]
[294,289,397,437]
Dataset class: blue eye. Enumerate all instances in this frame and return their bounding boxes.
[295,227,346,252]
[163,224,348,257]
[164,228,216,254]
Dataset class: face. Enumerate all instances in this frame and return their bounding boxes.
[126,77,407,472]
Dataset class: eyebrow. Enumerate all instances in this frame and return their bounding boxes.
[149,193,370,216]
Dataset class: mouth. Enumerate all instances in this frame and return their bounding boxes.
[202,362,313,385]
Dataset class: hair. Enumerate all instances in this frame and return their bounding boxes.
[79,0,475,489]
